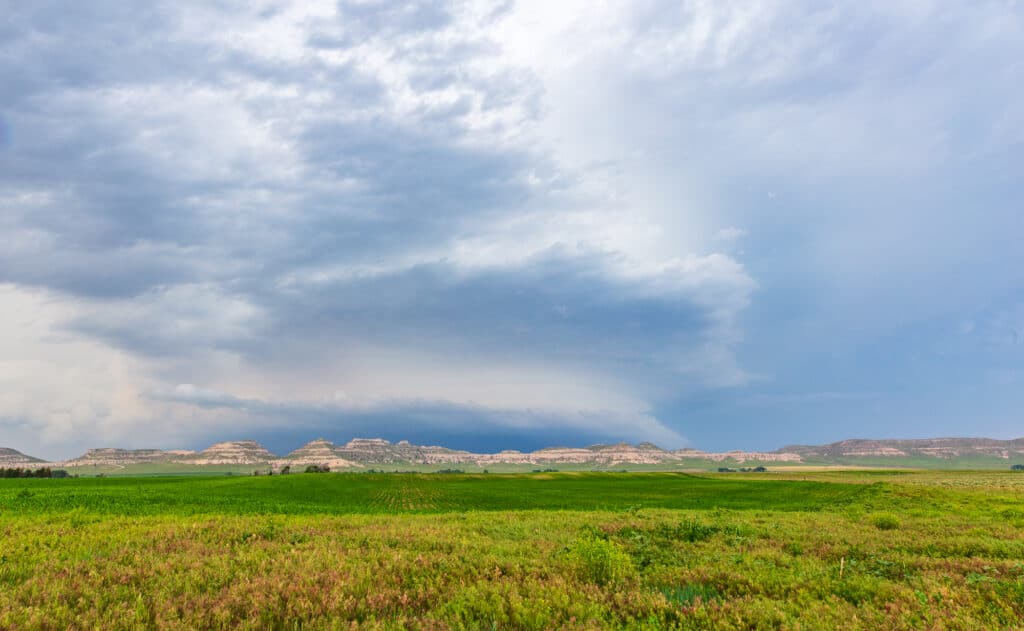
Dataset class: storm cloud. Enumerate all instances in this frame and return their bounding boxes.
[1,1,1021,458]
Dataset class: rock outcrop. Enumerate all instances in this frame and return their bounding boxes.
[324,438,470,464]
[282,439,360,469]
[189,441,276,464]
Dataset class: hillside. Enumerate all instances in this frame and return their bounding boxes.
[61,441,277,468]
[0,447,45,466]
[69,448,196,466]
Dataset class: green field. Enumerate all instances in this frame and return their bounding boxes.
[2,471,1023,629]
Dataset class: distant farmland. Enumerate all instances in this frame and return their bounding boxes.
[2,471,1023,628]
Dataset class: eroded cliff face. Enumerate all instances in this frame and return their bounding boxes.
[280,439,360,469]
[333,439,472,464]
[191,441,277,464]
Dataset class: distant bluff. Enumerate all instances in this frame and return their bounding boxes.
[193,441,277,464]
[779,437,1024,460]
[0,447,45,466]
[6,438,804,468]
[63,441,278,467]
[282,438,799,467]
[9,435,1023,470]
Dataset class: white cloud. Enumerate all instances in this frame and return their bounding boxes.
[0,285,151,453]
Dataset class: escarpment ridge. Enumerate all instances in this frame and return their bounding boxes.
[4,437,1023,470]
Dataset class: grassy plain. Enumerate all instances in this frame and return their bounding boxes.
[1,471,1023,629]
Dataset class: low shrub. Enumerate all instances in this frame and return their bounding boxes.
[660,517,743,542]
[834,575,889,605]
[565,534,636,586]
[870,513,900,530]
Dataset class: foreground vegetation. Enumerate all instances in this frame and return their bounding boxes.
[1,471,1022,629]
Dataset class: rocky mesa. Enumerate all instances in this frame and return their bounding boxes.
[68,448,196,466]
[58,441,278,468]
[282,439,361,469]
[189,441,277,465]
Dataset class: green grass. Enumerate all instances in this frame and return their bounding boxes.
[0,472,869,515]
[1,471,1023,629]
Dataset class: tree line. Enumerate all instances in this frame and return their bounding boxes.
[1,467,71,478]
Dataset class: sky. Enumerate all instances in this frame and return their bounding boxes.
[1,1,1022,460]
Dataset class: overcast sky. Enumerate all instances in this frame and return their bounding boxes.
[2,1,1022,459]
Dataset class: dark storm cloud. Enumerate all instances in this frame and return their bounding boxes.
[258,256,709,374]
[152,385,669,454]
[15,1,1018,458]
[295,118,534,239]
[0,0,543,297]
[0,0,744,457]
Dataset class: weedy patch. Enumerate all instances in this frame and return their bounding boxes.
[564,534,636,587]
[865,556,917,581]
[833,574,892,605]
[657,517,747,543]
[660,583,722,607]
[870,512,900,530]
